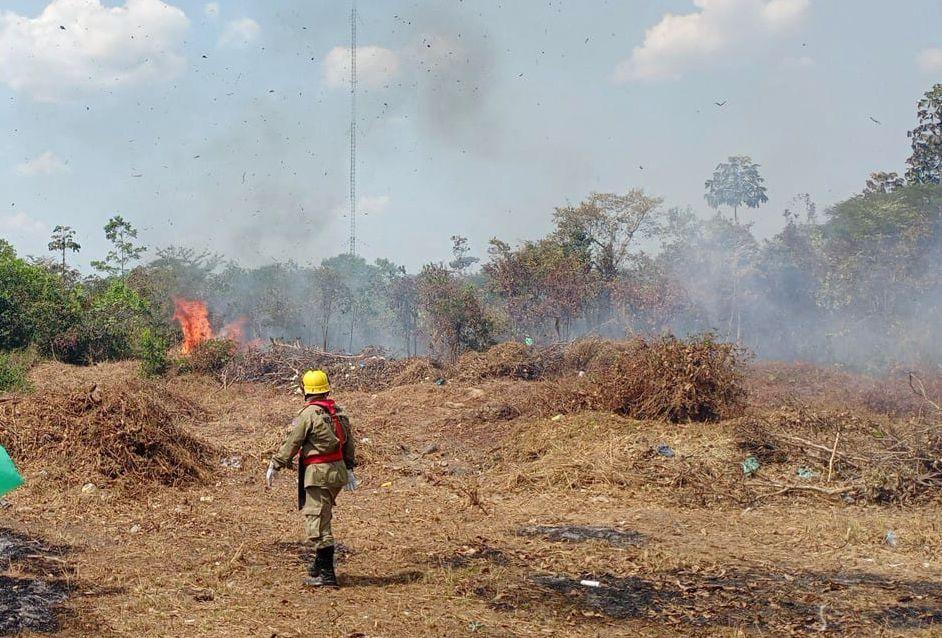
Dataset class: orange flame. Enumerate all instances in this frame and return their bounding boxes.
[173,298,214,354]
[173,298,252,354]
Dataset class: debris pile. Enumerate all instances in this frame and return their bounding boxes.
[583,335,747,422]
[218,341,398,391]
[450,342,563,381]
[737,404,942,503]
[0,381,215,488]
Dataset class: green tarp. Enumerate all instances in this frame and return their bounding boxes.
[0,445,24,498]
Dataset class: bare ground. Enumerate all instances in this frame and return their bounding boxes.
[3,361,942,637]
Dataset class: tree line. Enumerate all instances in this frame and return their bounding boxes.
[1,83,941,371]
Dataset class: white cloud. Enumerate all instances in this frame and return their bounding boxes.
[204,2,219,18]
[218,17,259,48]
[15,151,69,176]
[0,0,189,102]
[359,195,390,216]
[918,47,942,73]
[0,212,48,236]
[324,45,400,89]
[614,0,810,82]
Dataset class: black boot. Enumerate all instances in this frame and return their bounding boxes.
[304,546,338,588]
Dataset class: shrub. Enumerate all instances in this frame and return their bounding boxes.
[0,349,38,393]
[0,241,81,352]
[183,338,237,375]
[137,328,169,377]
[584,334,748,422]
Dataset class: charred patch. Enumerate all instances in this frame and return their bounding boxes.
[0,528,72,636]
[490,565,942,634]
[532,573,669,618]
[0,528,71,577]
[518,525,645,548]
[439,543,510,569]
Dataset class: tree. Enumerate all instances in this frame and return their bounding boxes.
[448,235,480,274]
[704,156,769,223]
[47,225,80,270]
[864,172,905,195]
[91,215,147,276]
[552,189,661,331]
[378,260,420,356]
[906,83,942,185]
[418,263,494,361]
[311,266,351,351]
[484,238,595,341]
[553,190,662,283]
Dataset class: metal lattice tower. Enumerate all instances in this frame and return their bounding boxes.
[348,0,358,256]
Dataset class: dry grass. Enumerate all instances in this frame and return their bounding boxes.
[4,358,942,637]
[0,379,216,489]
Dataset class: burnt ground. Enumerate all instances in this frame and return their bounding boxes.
[0,528,71,635]
[517,525,646,547]
[3,363,942,637]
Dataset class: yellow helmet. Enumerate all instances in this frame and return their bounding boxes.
[302,370,331,395]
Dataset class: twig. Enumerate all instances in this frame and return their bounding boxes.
[826,429,841,484]
[755,481,855,500]
[909,372,941,413]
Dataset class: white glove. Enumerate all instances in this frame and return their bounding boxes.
[266,461,278,487]
[344,469,360,491]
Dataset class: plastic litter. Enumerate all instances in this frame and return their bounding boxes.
[796,466,818,479]
[0,445,24,498]
[656,444,675,458]
[580,579,602,588]
[741,455,761,476]
[434,378,446,386]
[524,337,535,347]
[220,455,243,469]
[886,530,899,548]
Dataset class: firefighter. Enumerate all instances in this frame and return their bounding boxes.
[267,369,357,587]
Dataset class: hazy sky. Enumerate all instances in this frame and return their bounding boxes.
[1,0,940,271]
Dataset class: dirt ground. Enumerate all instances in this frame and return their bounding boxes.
[3,361,942,637]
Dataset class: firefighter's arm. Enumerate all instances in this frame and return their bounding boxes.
[271,413,310,470]
[341,416,356,470]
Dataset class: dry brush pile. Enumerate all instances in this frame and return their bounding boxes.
[0,381,216,489]
[737,402,942,504]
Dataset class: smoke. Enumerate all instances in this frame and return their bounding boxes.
[403,8,500,152]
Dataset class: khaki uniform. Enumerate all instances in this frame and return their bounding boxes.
[272,404,355,550]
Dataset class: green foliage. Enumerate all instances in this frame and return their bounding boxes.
[0,349,38,393]
[47,225,81,270]
[704,156,769,222]
[51,279,154,365]
[418,263,495,361]
[136,328,169,377]
[485,237,596,340]
[91,215,147,276]
[906,83,942,185]
[0,242,81,352]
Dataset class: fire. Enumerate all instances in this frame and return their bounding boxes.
[173,298,214,354]
[219,317,247,344]
[172,298,253,354]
